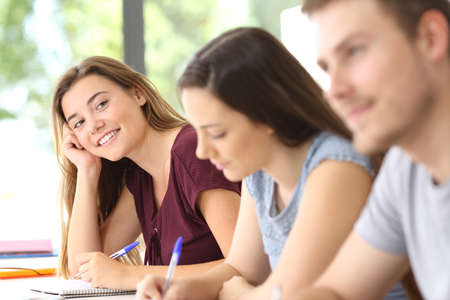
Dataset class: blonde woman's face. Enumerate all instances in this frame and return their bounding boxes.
[61,74,148,161]
[181,87,276,182]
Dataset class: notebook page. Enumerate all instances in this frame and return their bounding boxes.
[30,279,135,297]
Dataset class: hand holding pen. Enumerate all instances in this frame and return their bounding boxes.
[73,241,140,279]
[134,237,183,300]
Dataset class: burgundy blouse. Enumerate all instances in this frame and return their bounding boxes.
[126,125,241,265]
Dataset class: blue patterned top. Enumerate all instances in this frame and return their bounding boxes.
[244,131,405,300]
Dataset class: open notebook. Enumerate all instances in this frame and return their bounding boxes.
[30,279,135,298]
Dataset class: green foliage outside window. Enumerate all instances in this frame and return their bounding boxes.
[0,0,299,129]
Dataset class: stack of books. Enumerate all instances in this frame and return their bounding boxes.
[0,239,57,279]
[0,239,55,259]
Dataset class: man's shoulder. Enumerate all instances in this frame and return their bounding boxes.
[373,147,417,201]
[383,146,414,170]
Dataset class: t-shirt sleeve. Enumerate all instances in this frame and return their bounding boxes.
[178,155,241,211]
[355,148,407,255]
[245,133,374,219]
[305,133,375,178]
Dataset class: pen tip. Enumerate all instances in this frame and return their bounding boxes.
[175,236,183,253]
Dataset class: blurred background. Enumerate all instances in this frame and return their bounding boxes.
[0,0,324,251]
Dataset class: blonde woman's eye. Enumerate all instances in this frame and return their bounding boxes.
[73,120,84,129]
[96,100,108,110]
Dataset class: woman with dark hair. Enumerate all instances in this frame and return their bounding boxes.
[136,27,406,300]
[51,56,241,289]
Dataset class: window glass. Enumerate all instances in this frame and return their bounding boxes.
[0,0,299,250]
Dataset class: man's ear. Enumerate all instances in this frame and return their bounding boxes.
[133,88,146,106]
[416,9,449,63]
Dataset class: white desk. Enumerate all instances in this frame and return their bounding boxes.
[0,276,132,299]
[0,276,136,299]
[0,256,136,299]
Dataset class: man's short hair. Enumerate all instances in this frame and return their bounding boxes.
[301,0,450,40]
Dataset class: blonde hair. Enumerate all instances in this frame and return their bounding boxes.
[51,56,186,278]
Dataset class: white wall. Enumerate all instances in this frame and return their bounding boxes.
[280,5,330,90]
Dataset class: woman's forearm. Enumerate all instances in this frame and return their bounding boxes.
[67,171,102,274]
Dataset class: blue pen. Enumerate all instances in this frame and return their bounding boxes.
[162,236,183,295]
[74,241,140,279]
[108,241,140,259]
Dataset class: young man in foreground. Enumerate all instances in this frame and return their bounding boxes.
[296,0,450,299]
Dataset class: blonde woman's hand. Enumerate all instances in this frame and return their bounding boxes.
[76,252,131,289]
[62,124,101,177]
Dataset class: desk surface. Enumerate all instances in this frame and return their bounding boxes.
[0,256,135,299]
[0,277,135,300]
[0,276,136,299]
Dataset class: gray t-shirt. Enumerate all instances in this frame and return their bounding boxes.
[245,132,405,300]
[356,147,450,299]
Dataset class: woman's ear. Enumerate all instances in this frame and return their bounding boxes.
[133,88,146,106]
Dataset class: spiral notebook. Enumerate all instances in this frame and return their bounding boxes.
[30,279,135,298]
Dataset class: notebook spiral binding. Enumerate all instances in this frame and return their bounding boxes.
[61,287,135,297]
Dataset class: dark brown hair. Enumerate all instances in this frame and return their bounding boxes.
[302,0,450,41]
[179,27,351,147]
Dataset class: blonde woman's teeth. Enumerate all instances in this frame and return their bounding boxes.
[98,130,118,145]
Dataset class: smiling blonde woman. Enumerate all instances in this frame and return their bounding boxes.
[51,56,241,290]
